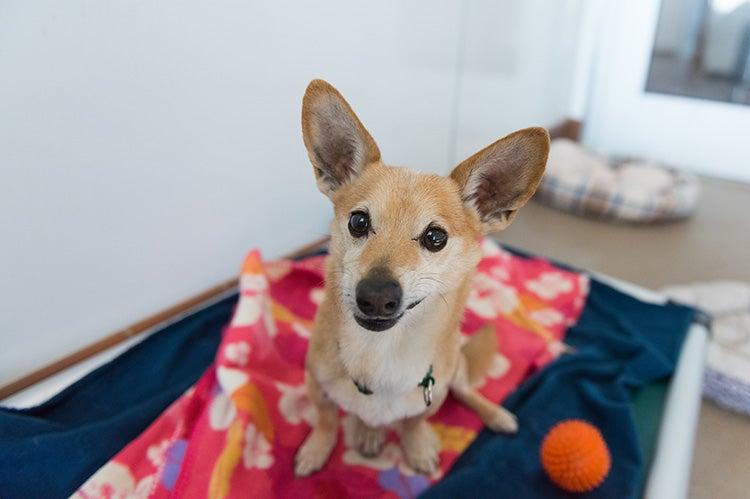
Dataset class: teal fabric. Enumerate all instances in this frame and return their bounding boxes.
[422,278,695,499]
[631,380,669,496]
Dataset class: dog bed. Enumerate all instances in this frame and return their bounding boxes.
[535,139,700,223]
[661,281,750,415]
[0,242,697,498]
[53,240,694,499]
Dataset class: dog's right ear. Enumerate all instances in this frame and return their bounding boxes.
[302,79,381,198]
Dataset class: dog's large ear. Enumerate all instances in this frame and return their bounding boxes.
[450,127,549,233]
[301,79,381,198]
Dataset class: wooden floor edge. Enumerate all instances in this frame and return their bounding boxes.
[0,236,330,400]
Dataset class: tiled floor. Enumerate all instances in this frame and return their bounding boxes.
[493,176,750,498]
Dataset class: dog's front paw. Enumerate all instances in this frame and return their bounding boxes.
[401,420,440,475]
[353,419,386,458]
[485,406,518,434]
[294,429,336,477]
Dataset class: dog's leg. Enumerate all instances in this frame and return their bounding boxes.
[294,372,339,476]
[400,415,440,475]
[353,417,386,457]
[450,353,518,433]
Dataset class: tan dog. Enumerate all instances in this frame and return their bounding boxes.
[294,79,549,476]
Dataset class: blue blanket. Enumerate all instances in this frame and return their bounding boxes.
[422,279,695,499]
[0,294,235,498]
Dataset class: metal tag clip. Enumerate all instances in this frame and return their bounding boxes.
[418,364,435,407]
[422,378,434,407]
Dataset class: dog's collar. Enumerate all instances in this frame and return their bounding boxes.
[352,364,436,407]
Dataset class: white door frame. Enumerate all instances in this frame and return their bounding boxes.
[583,0,750,182]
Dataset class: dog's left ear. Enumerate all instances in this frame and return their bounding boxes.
[450,127,549,233]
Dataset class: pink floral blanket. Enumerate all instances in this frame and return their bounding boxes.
[75,240,588,499]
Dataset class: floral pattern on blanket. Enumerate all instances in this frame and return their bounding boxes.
[74,240,588,499]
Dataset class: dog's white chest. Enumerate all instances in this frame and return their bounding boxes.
[320,320,440,427]
[322,376,433,427]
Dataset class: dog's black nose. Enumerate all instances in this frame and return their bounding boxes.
[355,276,402,317]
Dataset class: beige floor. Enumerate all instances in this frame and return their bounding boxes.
[493,176,750,499]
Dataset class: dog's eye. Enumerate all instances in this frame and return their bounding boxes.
[421,227,448,252]
[348,211,370,238]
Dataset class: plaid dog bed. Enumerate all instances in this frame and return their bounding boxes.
[536,139,700,223]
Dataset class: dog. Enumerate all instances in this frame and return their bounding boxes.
[294,79,549,476]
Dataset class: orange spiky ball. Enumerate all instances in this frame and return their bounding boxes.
[540,419,611,493]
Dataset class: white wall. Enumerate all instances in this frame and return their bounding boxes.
[453,0,585,161]
[0,0,579,385]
